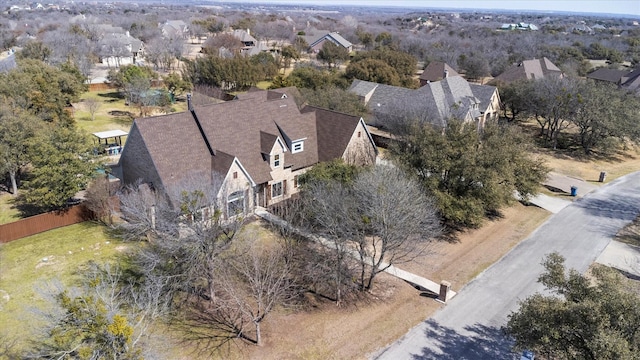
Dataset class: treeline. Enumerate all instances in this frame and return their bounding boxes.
[0,57,95,212]
[183,52,279,91]
[501,77,640,154]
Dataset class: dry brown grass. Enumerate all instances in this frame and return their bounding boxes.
[215,204,551,360]
[517,117,640,183]
[534,145,640,183]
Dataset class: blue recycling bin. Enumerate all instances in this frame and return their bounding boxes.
[570,186,578,197]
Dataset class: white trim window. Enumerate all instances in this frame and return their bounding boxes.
[271,182,283,198]
[273,154,281,167]
[227,190,245,216]
[291,140,304,153]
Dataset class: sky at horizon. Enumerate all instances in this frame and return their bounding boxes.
[220,0,640,17]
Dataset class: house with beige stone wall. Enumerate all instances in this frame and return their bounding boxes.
[115,88,377,218]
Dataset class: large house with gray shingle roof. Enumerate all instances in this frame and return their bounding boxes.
[116,88,377,217]
[349,76,500,130]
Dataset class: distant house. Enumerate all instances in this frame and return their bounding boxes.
[621,67,640,92]
[491,57,563,85]
[95,24,144,67]
[161,20,189,39]
[99,32,144,67]
[116,88,377,215]
[588,66,640,93]
[571,23,593,34]
[231,29,258,48]
[419,61,460,86]
[586,68,631,84]
[214,29,274,58]
[349,76,500,130]
[306,31,353,53]
[499,22,538,31]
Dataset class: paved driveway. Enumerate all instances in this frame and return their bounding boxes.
[373,171,640,359]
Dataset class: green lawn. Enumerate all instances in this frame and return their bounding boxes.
[74,91,135,135]
[0,222,129,351]
[74,90,188,136]
[0,194,20,225]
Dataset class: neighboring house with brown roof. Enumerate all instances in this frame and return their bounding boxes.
[419,61,460,86]
[491,57,563,85]
[115,88,377,217]
[349,76,500,130]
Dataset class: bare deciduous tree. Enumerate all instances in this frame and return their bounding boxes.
[216,241,298,345]
[351,165,441,290]
[303,166,441,293]
[84,176,115,225]
[84,97,101,121]
[302,179,359,304]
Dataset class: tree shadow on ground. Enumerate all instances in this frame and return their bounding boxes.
[98,91,122,100]
[11,193,44,217]
[410,319,518,360]
[574,194,640,237]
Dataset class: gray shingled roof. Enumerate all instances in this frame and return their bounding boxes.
[586,68,629,83]
[350,76,485,128]
[622,67,640,92]
[419,76,481,121]
[307,31,353,49]
[349,79,378,97]
[0,53,16,73]
[469,83,498,115]
[231,29,257,44]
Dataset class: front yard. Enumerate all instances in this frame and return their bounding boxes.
[0,203,548,359]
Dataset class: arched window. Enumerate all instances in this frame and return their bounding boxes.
[227,190,245,216]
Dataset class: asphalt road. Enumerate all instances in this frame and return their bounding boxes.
[374,171,640,360]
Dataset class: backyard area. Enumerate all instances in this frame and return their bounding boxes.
[73,89,188,136]
[0,223,126,350]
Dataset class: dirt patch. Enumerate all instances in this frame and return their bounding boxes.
[35,255,58,270]
[232,203,549,360]
[108,110,134,118]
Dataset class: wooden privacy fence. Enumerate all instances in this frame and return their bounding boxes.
[0,205,93,243]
